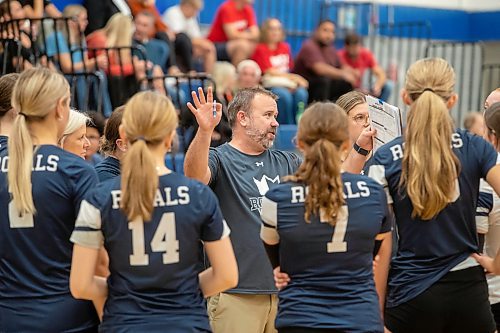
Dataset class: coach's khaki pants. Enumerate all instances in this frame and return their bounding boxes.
[208,293,278,333]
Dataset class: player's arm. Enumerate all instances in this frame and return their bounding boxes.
[184,87,222,184]
[199,237,238,297]
[473,165,500,274]
[70,245,108,319]
[374,230,391,315]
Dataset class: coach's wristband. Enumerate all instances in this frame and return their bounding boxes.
[353,142,370,156]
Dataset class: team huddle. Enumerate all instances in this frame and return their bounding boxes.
[1,57,500,333]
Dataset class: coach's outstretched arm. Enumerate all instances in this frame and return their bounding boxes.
[184,87,223,184]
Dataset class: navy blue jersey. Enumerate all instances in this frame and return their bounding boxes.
[95,156,121,182]
[261,173,390,332]
[368,129,498,308]
[0,145,99,332]
[0,135,7,153]
[71,173,229,332]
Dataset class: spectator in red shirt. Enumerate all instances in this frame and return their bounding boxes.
[338,32,392,102]
[294,20,356,103]
[252,18,308,124]
[207,0,259,66]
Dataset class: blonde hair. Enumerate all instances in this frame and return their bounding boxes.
[286,102,347,225]
[8,68,70,216]
[62,5,86,43]
[400,57,459,220]
[59,109,90,147]
[120,91,178,221]
[103,13,133,48]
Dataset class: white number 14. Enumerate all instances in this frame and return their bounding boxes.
[129,212,180,266]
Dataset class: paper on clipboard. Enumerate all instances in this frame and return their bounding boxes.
[366,95,403,152]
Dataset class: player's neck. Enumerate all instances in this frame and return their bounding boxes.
[29,121,58,146]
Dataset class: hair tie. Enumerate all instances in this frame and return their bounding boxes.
[423,88,435,93]
[135,136,147,143]
[18,112,27,117]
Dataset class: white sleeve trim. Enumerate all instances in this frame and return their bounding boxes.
[220,219,231,239]
[368,164,393,204]
[476,216,489,234]
[260,196,278,227]
[70,200,104,249]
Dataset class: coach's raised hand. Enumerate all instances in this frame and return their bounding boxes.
[187,87,223,133]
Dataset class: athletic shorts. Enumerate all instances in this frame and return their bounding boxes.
[385,265,495,333]
[214,43,231,62]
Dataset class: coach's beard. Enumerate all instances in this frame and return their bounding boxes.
[246,126,276,149]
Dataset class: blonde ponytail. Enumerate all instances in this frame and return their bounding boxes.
[400,58,459,220]
[8,115,35,215]
[120,92,178,221]
[8,68,69,217]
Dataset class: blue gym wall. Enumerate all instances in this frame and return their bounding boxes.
[52,0,500,42]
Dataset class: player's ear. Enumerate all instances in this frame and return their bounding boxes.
[118,124,127,142]
[164,130,176,151]
[401,89,412,106]
[446,93,458,110]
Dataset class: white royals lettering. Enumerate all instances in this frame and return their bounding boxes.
[0,154,59,173]
[390,133,464,161]
[291,181,371,203]
[111,186,190,209]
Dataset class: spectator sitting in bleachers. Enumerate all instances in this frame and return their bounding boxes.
[83,0,130,34]
[338,32,392,102]
[132,11,170,72]
[252,18,308,124]
[19,0,60,18]
[162,0,215,74]
[45,5,112,116]
[294,19,355,103]
[236,59,261,89]
[87,12,165,107]
[128,0,193,73]
[0,0,38,73]
[207,0,259,66]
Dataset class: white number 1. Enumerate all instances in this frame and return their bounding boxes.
[321,206,349,253]
[129,212,180,266]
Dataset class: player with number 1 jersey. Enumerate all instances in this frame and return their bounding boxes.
[69,91,238,332]
[261,103,392,333]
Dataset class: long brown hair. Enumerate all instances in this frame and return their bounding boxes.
[286,102,348,225]
[400,57,459,220]
[120,92,178,221]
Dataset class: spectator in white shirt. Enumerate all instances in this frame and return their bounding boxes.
[163,0,215,73]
